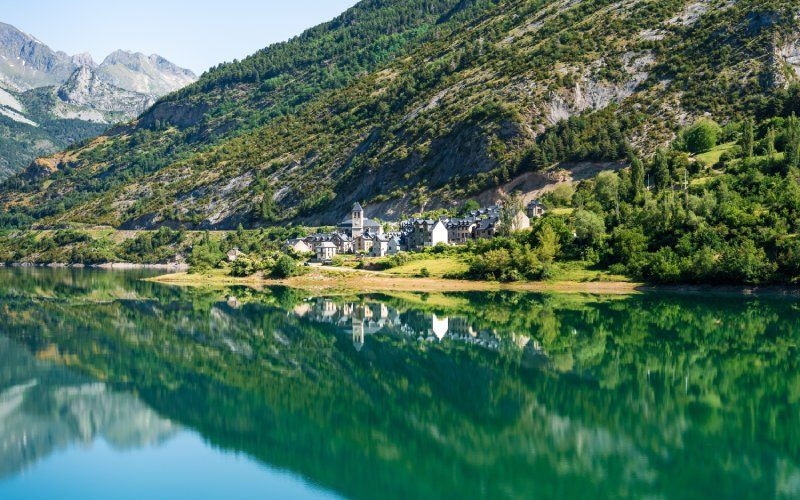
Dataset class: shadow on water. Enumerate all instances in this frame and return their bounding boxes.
[0,267,799,499]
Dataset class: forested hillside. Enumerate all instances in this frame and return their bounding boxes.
[1,0,799,230]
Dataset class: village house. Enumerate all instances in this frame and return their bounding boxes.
[387,235,401,255]
[315,241,337,262]
[402,218,449,250]
[370,234,391,257]
[527,200,546,218]
[474,217,498,239]
[473,205,530,239]
[305,232,353,254]
[284,238,312,254]
[446,217,478,245]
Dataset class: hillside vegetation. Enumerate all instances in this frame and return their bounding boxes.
[1,0,799,234]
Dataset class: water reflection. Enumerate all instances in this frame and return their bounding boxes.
[0,336,178,480]
[0,268,798,499]
[295,297,538,353]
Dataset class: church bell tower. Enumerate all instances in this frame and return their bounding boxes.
[352,202,364,238]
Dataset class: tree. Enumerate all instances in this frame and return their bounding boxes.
[630,154,645,203]
[498,193,524,236]
[594,171,620,215]
[261,186,276,222]
[684,119,720,153]
[572,210,606,247]
[461,199,480,215]
[272,255,297,278]
[652,150,671,192]
[785,114,800,171]
[537,225,560,263]
[766,126,776,160]
[740,118,754,159]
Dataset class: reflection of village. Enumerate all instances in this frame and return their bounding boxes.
[292,297,543,354]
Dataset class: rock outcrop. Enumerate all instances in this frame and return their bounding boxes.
[57,65,155,119]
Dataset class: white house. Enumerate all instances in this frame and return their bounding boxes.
[316,241,337,262]
[431,314,449,340]
[428,220,449,247]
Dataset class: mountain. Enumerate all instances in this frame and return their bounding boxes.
[96,50,197,96]
[1,0,799,229]
[0,22,197,178]
[0,22,77,91]
[56,65,155,119]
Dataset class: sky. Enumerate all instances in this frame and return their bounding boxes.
[2,0,359,75]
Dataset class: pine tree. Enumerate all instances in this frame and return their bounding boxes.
[630,154,645,203]
[785,114,800,172]
[766,126,776,160]
[740,118,754,159]
[652,150,670,192]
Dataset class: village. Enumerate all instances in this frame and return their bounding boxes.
[284,200,547,262]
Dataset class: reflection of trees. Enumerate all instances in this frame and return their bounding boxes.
[0,268,799,498]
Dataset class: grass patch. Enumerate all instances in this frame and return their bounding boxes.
[693,142,736,166]
[552,261,630,282]
[384,256,469,277]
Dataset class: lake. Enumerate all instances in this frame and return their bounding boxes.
[0,268,798,499]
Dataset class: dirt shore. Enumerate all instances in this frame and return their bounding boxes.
[147,269,800,296]
[148,270,643,294]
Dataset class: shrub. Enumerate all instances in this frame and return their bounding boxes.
[684,119,721,154]
[272,255,297,278]
[231,257,265,277]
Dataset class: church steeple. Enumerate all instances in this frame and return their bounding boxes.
[352,202,364,238]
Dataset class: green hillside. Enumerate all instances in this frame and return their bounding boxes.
[0,87,109,180]
[1,0,799,230]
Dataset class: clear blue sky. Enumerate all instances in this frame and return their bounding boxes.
[3,0,359,75]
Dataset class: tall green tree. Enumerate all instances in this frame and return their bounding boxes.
[766,126,776,160]
[785,114,800,172]
[498,193,524,237]
[652,150,671,192]
[630,154,645,203]
[740,118,754,159]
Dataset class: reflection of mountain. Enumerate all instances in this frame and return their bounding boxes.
[1,268,800,498]
[0,335,179,479]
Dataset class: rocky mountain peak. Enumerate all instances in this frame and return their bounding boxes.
[71,52,97,68]
[98,50,196,95]
[0,22,76,90]
[57,65,154,114]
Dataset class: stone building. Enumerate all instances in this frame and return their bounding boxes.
[527,200,546,218]
[315,241,337,261]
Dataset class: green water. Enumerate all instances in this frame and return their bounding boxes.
[0,268,798,499]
